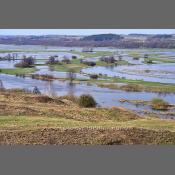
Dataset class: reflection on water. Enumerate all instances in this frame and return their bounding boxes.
[35,66,89,80]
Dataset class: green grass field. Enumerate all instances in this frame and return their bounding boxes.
[0,68,36,75]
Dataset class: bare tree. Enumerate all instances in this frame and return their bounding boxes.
[0,80,4,91]
[67,68,76,84]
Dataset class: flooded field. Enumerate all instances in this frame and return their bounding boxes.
[0,44,175,118]
[82,63,175,84]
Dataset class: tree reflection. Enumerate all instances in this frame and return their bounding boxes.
[66,68,76,96]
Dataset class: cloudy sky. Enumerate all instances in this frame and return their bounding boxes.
[0,29,174,35]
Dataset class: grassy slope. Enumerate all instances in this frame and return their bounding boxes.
[0,90,175,132]
[0,89,175,144]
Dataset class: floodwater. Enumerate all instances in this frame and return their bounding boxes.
[82,63,175,84]
[0,51,80,60]
[0,45,175,118]
[0,73,175,118]
[35,66,89,79]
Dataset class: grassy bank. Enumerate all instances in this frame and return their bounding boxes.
[51,59,88,73]
[97,77,175,93]
[51,59,129,73]
[0,68,36,75]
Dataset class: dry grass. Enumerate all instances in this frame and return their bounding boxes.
[0,90,139,122]
[0,90,175,144]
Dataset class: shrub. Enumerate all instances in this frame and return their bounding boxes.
[144,58,153,64]
[15,56,35,68]
[133,57,139,60]
[83,61,96,66]
[62,58,71,64]
[46,56,61,65]
[100,56,115,63]
[151,98,169,110]
[72,55,77,59]
[78,94,96,107]
[33,86,41,94]
[145,69,151,73]
[90,74,98,79]
[144,54,149,58]
[118,55,122,61]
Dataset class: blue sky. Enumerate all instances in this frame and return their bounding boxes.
[0,29,175,35]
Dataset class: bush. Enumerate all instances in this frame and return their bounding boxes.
[100,56,115,63]
[78,94,96,108]
[144,54,149,58]
[46,56,61,65]
[151,98,169,110]
[33,86,41,94]
[15,56,35,68]
[83,61,96,66]
[90,74,98,79]
[133,57,139,60]
[72,55,77,59]
[62,58,71,64]
[144,58,153,64]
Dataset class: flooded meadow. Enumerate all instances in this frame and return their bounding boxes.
[0,45,175,118]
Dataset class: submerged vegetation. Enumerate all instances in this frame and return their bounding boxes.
[151,98,170,110]
[97,78,175,93]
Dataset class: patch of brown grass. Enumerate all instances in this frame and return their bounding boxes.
[0,90,139,122]
[0,127,175,145]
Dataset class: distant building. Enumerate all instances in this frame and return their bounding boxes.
[82,47,93,52]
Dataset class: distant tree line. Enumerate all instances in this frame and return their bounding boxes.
[0,34,175,48]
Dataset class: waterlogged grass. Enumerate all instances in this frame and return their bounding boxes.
[151,98,169,110]
[146,57,175,63]
[51,59,130,73]
[127,51,141,58]
[0,50,23,53]
[96,60,129,66]
[89,79,175,93]
[0,68,36,75]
